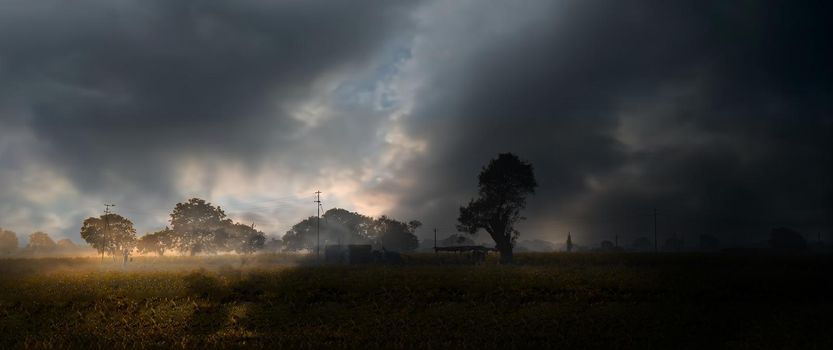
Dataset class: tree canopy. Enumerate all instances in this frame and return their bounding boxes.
[169,198,234,255]
[282,208,421,252]
[224,222,267,254]
[80,213,138,257]
[137,227,174,256]
[167,198,265,255]
[26,231,57,253]
[373,216,420,252]
[0,228,18,254]
[458,153,537,263]
[76,198,267,257]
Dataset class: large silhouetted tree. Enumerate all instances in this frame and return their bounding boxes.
[458,153,537,263]
[80,214,138,257]
[0,228,18,254]
[282,208,374,251]
[324,208,375,242]
[169,198,233,255]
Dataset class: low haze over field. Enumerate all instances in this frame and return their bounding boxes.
[0,0,830,245]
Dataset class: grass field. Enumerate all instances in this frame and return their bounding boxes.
[1,253,831,348]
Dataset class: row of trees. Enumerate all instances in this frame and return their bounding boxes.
[0,228,81,254]
[282,208,421,252]
[80,198,266,257]
[5,199,421,257]
[5,153,536,262]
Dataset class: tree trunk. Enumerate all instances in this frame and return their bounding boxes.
[496,241,514,264]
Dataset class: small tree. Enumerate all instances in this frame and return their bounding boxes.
[80,213,138,257]
[225,223,266,254]
[137,228,174,256]
[372,216,420,252]
[458,153,537,263]
[26,232,57,253]
[0,228,18,254]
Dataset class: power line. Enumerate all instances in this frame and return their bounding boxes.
[653,208,659,252]
[314,190,322,261]
[103,203,115,261]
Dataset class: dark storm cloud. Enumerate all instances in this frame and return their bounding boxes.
[0,0,416,193]
[0,0,420,238]
[392,0,832,244]
[1,0,830,246]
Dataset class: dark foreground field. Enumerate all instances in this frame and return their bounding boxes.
[1,253,831,349]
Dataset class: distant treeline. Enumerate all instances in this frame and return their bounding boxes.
[0,229,87,255]
[80,198,267,257]
[281,208,421,252]
[0,198,425,257]
[567,227,826,253]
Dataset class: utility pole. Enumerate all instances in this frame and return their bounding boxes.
[314,191,322,261]
[103,203,115,261]
[653,208,658,252]
[434,228,437,253]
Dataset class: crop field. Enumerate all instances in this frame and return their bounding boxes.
[1,253,831,349]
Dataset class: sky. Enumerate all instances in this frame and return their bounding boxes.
[1,0,831,247]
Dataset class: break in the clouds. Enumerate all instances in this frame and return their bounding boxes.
[1,0,831,246]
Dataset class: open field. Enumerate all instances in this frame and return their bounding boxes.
[1,253,831,349]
